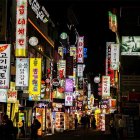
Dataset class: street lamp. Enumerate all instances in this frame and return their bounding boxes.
[29,36,39,46]
[94,76,101,84]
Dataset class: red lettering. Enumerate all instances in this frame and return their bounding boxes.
[78,42,84,46]
[78,54,83,58]
[78,47,83,53]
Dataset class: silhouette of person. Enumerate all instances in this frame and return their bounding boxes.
[91,115,96,129]
[74,116,78,130]
[117,116,124,139]
[1,114,14,140]
[109,116,116,139]
[52,118,55,134]
[31,116,41,140]
[19,120,25,138]
[81,115,86,129]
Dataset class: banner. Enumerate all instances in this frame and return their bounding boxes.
[29,58,41,101]
[36,108,43,136]
[0,44,11,89]
[0,89,7,102]
[65,78,73,93]
[77,64,83,77]
[7,82,17,103]
[65,93,73,106]
[78,77,83,90]
[108,11,117,32]
[58,46,63,58]
[7,103,11,118]
[70,46,76,59]
[111,44,119,70]
[15,0,27,57]
[58,60,66,79]
[84,48,88,58]
[109,99,116,108]
[77,36,84,63]
[16,58,29,89]
[106,42,115,86]
[102,76,110,97]
[68,68,76,87]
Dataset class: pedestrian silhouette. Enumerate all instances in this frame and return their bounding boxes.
[74,116,78,130]
[0,114,14,140]
[31,116,41,140]
[91,115,96,129]
[19,120,25,138]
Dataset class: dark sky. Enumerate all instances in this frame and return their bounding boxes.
[43,0,138,76]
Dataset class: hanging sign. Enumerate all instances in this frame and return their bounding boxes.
[0,44,11,89]
[29,58,42,101]
[15,0,27,57]
[16,58,29,89]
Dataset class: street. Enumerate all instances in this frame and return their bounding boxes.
[17,127,140,140]
[42,128,112,140]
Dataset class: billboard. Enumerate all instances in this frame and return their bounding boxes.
[102,76,110,97]
[65,78,73,93]
[65,93,73,106]
[0,44,11,89]
[70,45,76,59]
[16,58,29,89]
[15,0,27,57]
[58,47,63,58]
[7,82,17,103]
[77,36,84,63]
[0,89,7,102]
[106,42,115,86]
[121,36,140,56]
[110,43,120,70]
[58,60,66,79]
[108,10,117,32]
[29,58,42,101]
[77,64,84,77]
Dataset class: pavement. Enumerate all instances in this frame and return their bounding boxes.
[17,128,140,140]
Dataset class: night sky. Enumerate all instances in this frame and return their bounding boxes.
[43,0,138,76]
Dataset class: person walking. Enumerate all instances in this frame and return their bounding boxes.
[0,114,14,140]
[19,120,25,138]
[91,115,96,130]
[52,118,55,134]
[74,116,78,130]
[109,116,116,140]
[31,116,41,140]
[117,115,124,139]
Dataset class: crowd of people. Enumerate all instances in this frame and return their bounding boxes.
[0,114,41,140]
[0,114,17,140]
[74,113,127,140]
[74,114,96,130]
[0,112,129,140]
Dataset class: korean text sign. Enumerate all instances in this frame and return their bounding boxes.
[15,0,27,57]
[0,44,11,89]
[16,58,29,88]
[29,58,42,101]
